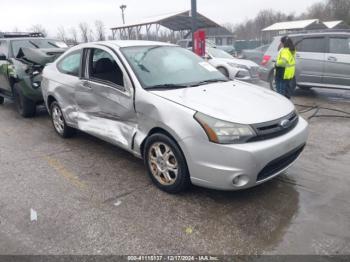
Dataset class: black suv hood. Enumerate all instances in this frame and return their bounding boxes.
[16,47,67,66]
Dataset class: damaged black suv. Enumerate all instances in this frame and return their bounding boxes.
[0,32,68,117]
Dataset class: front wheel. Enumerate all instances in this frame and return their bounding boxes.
[50,101,75,138]
[144,133,191,194]
[0,96,4,105]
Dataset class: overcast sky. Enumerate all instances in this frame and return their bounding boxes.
[0,0,321,36]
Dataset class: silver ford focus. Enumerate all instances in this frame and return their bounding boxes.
[41,41,308,193]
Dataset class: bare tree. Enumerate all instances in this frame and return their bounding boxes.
[69,27,79,45]
[79,22,89,43]
[29,24,48,36]
[57,26,67,43]
[94,20,106,41]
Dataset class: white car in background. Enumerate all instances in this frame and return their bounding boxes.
[206,47,260,82]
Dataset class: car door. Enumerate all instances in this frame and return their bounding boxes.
[295,37,326,86]
[55,49,83,125]
[323,36,350,88]
[76,46,137,150]
[0,40,12,92]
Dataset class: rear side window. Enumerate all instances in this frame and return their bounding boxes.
[329,37,350,54]
[297,37,325,53]
[0,41,8,56]
[57,50,82,76]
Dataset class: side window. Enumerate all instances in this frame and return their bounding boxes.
[297,37,325,53]
[0,41,8,56]
[329,38,350,54]
[57,50,82,76]
[88,48,124,87]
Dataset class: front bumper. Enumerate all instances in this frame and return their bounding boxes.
[180,116,309,191]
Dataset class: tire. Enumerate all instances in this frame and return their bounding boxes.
[50,101,75,138]
[0,96,4,105]
[13,84,36,118]
[217,67,229,78]
[269,72,277,92]
[144,133,191,194]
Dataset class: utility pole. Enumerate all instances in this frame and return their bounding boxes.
[191,0,197,52]
[120,4,127,25]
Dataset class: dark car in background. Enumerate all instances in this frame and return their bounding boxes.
[259,31,350,91]
[240,44,269,64]
[0,32,67,117]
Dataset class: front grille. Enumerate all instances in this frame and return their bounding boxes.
[257,144,305,182]
[249,111,299,142]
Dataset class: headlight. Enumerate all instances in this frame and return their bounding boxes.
[228,63,249,70]
[194,112,256,144]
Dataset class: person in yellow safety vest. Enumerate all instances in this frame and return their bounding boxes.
[275,36,296,99]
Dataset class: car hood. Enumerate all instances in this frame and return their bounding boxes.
[16,47,67,66]
[214,57,259,68]
[150,81,295,124]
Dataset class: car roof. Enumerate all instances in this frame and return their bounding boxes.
[1,37,55,41]
[94,40,176,48]
[276,31,350,39]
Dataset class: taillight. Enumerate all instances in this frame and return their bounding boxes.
[261,55,271,66]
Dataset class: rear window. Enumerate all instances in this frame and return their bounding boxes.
[329,37,350,54]
[266,37,281,54]
[297,37,325,53]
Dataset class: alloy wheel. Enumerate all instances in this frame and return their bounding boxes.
[148,142,179,186]
[52,105,65,135]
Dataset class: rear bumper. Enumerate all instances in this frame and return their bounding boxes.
[259,66,272,82]
[179,117,309,191]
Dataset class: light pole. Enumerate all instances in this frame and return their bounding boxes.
[120,4,127,25]
[191,0,197,52]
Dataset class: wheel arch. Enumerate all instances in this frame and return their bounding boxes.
[46,95,57,114]
[139,127,184,160]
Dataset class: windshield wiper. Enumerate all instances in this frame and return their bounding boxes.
[189,79,229,87]
[48,42,59,48]
[146,84,189,90]
[29,41,40,48]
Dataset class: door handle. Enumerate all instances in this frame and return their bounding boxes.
[327,56,337,62]
[296,54,301,58]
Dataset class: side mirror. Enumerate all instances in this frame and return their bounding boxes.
[0,53,7,61]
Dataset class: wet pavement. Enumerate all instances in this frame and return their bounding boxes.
[0,83,349,255]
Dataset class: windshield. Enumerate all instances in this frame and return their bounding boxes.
[11,39,68,57]
[208,47,233,59]
[121,46,227,89]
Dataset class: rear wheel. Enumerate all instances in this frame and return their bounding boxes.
[144,133,191,194]
[0,96,4,105]
[13,84,36,118]
[217,67,229,78]
[50,101,75,138]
